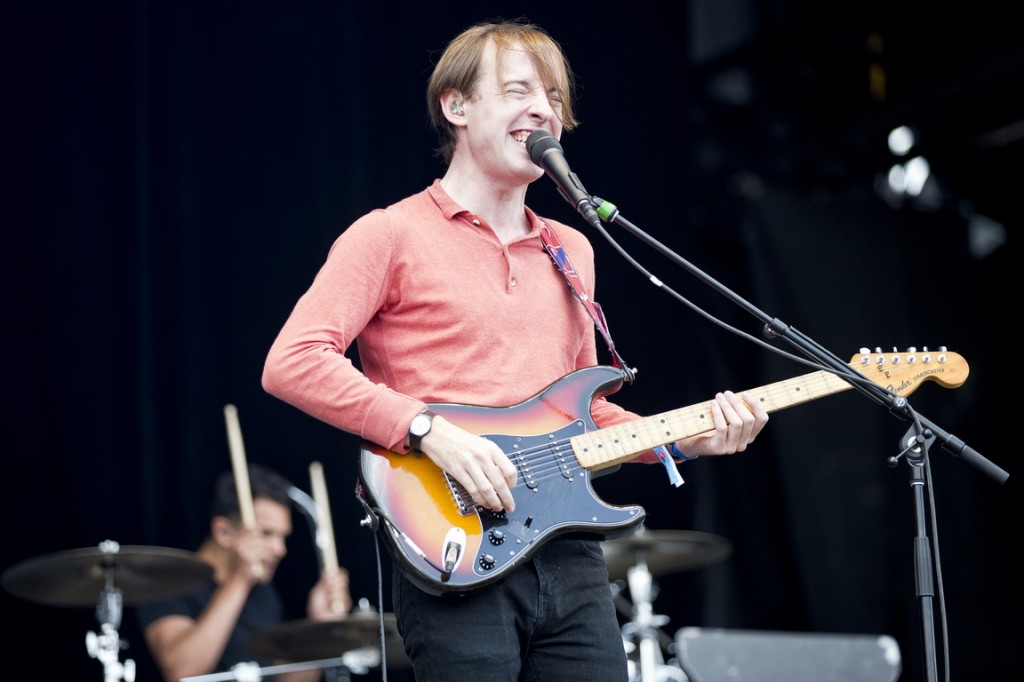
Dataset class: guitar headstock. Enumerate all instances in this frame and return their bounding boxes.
[849,346,969,396]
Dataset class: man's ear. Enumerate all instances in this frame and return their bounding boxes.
[211,516,235,545]
[441,89,467,126]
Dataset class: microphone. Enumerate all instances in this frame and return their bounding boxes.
[526,130,601,229]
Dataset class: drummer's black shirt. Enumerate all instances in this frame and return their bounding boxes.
[134,580,284,678]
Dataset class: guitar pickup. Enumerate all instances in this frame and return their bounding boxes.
[550,435,577,480]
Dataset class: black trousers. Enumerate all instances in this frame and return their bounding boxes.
[393,537,629,682]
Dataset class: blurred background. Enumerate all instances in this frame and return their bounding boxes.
[5,1,1018,681]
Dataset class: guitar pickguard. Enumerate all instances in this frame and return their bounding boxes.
[460,422,642,578]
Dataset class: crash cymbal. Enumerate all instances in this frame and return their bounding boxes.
[249,611,410,669]
[2,541,213,607]
[601,529,732,581]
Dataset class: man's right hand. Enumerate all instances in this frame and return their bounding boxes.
[418,415,517,513]
[228,526,272,583]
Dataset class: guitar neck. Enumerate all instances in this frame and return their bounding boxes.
[572,368,854,471]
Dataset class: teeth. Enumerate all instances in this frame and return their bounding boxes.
[512,132,529,143]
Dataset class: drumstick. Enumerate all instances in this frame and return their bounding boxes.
[223,403,264,580]
[309,460,344,614]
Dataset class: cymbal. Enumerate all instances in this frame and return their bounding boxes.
[601,529,733,581]
[249,611,410,669]
[2,543,213,607]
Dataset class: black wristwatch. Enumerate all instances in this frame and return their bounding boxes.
[407,409,436,451]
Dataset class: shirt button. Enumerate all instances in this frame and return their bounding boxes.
[510,278,517,287]
[472,219,481,226]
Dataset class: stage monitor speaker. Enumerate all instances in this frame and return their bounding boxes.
[675,627,901,682]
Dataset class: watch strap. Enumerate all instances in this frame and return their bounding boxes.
[408,408,437,451]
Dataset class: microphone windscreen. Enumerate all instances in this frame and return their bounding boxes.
[526,130,561,165]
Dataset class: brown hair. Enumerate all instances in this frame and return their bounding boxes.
[426,19,579,163]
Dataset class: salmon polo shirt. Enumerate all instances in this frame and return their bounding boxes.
[263,180,646,456]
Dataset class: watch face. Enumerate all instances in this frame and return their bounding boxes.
[411,413,432,436]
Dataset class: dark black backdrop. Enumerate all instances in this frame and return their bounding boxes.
[5,2,1018,681]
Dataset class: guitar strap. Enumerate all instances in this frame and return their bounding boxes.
[540,225,684,485]
[539,224,636,384]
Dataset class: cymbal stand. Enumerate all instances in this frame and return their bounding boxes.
[621,559,684,682]
[181,656,352,682]
[85,542,136,682]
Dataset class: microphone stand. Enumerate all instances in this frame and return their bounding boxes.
[895,427,940,682]
[584,195,1009,682]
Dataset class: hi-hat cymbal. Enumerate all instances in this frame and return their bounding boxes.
[2,542,213,607]
[601,529,733,581]
[249,611,410,669]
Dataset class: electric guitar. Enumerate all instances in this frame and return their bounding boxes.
[356,348,968,595]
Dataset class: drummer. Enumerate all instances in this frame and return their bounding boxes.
[134,464,352,682]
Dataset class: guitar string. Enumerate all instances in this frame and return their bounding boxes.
[433,354,952,513]
[435,370,856,511]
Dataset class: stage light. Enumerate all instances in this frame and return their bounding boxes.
[887,125,916,156]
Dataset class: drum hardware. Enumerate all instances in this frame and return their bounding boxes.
[247,607,410,671]
[85,550,136,682]
[616,560,687,682]
[603,529,733,682]
[181,655,355,682]
[3,539,214,681]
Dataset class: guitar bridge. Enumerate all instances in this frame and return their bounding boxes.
[444,472,477,516]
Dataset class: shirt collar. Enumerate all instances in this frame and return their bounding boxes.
[426,179,465,221]
[427,179,546,236]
